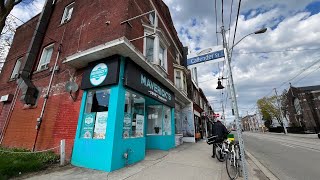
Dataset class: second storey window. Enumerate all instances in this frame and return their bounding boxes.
[146,36,154,62]
[10,58,22,80]
[37,44,54,71]
[175,70,182,89]
[61,2,74,24]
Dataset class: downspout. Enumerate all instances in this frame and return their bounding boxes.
[32,43,62,151]
[19,0,55,106]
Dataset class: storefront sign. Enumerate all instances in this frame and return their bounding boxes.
[124,61,175,107]
[93,111,108,139]
[90,63,108,86]
[80,113,96,139]
[81,56,120,89]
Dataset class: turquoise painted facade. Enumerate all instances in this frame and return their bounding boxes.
[71,56,175,172]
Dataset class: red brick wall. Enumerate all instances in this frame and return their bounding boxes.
[0,0,184,160]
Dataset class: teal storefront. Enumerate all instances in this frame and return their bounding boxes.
[71,55,175,172]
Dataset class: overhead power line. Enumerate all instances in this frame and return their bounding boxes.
[231,0,242,55]
[233,48,320,55]
[221,0,224,26]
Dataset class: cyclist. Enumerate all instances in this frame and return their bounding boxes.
[211,119,229,158]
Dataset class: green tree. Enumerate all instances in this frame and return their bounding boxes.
[257,95,281,127]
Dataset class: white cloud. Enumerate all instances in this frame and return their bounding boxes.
[163,0,320,123]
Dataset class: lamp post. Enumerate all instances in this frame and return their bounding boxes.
[220,26,267,180]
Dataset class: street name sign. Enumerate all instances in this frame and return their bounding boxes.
[187,49,225,66]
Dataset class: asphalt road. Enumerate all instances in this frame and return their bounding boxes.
[242,132,320,180]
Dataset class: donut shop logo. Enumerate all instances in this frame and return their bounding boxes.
[90,63,108,86]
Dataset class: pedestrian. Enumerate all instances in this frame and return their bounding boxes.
[210,119,229,158]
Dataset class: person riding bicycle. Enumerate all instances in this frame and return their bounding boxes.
[211,119,229,158]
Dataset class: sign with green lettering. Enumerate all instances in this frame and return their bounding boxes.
[80,113,96,139]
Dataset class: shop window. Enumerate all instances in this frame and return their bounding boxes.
[123,90,145,138]
[81,88,110,139]
[147,105,172,135]
[37,44,54,71]
[61,2,74,24]
[10,58,22,80]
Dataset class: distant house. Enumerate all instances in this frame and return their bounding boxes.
[285,85,320,133]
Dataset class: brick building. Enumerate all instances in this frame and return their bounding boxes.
[0,0,213,172]
[285,85,320,133]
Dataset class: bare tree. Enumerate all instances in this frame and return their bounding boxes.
[0,15,17,72]
[0,0,24,34]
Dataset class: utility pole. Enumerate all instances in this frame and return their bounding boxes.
[221,26,248,180]
[222,101,226,126]
[274,88,288,134]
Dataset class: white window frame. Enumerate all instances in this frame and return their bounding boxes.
[10,57,22,80]
[60,2,75,24]
[143,29,169,73]
[37,44,54,71]
[174,70,182,90]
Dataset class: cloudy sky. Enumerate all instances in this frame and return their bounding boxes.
[7,0,320,123]
[162,0,320,123]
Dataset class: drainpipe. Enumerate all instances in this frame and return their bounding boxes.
[32,43,62,151]
[19,0,55,106]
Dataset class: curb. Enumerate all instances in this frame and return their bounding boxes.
[245,150,279,180]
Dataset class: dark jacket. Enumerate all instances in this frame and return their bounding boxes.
[212,121,229,140]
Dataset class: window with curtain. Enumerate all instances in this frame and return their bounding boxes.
[146,36,154,62]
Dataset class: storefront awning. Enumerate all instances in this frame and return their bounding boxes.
[63,37,191,105]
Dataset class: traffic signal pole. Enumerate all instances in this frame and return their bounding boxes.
[221,26,248,179]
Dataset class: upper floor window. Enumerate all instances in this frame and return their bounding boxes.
[37,44,54,71]
[61,2,74,24]
[149,12,155,25]
[143,32,168,72]
[146,36,155,62]
[175,70,182,89]
[10,57,22,80]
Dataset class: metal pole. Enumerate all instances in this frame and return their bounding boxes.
[274,88,288,134]
[221,26,248,179]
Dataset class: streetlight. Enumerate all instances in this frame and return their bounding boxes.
[220,26,267,180]
[230,27,267,52]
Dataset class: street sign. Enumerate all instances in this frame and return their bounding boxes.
[187,49,225,66]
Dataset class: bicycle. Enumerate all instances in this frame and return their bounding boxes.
[226,140,241,180]
[207,135,229,162]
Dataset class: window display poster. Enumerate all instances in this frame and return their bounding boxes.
[135,114,144,137]
[93,111,108,139]
[81,113,96,139]
[123,113,132,138]
[163,117,171,135]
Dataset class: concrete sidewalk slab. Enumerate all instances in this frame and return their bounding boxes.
[25,141,267,180]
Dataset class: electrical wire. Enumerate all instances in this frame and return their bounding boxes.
[215,0,219,45]
[221,0,224,26]
[292,65,320,85]
[228,0,234,47]
[231,0,242,56]
[8,13,57,43]
[233,48,320,54]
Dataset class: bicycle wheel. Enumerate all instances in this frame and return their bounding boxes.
[215,144,226,162]
[226,151,239,179]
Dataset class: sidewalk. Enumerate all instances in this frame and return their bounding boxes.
[24,141,267,180]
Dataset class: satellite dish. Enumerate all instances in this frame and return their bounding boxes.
[65,81,79,93]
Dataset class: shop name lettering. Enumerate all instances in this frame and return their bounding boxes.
[141,74,171,102]
[90,67,107,80]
